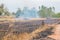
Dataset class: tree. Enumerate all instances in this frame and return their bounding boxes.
[38,5,48,18]
[16,8,22,18]
[0,4,11,16]
[47,7,55,18]
[53,13,60,18]
[56,13,60,18]
[0,4,4,15]
[12,12,15,16]
[38,5,55,18]
[30,7,39,18]
[4,7,11,16]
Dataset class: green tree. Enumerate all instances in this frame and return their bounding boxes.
[56,13,60,18]
[11,12,16,17]
[0,4,11,16]
[4,8,11,16]
[38,5,55,18]
[0,4,4,15]
[53,13,60,18]
[16,8,22,18]
[47,7,55,18]
[38,5,47,18]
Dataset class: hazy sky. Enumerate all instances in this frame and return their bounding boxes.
[0,0,60,13]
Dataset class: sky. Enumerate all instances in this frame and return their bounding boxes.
[0,0,60,13]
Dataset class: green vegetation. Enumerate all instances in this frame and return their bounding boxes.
[0,4,60,18]
[38,5,55,18]
[0,4,11,16]
[52,13,60,18]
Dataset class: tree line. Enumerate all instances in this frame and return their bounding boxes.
[0,4,60,18]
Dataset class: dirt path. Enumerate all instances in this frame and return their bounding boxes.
[48,24,60,40]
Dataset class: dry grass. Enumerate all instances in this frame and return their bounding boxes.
[2,24,54,40]
[0,17,59,40]
[0,16,15,22]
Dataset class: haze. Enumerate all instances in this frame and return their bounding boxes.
[0,0,60,13]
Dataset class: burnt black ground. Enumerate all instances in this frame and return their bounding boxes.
[0,19,60,40]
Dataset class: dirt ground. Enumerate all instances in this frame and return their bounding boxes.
[48,24,60,40]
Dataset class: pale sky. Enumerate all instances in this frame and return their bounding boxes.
[0,0,60,13]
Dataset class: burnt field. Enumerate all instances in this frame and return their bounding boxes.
[0,19,60,40]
